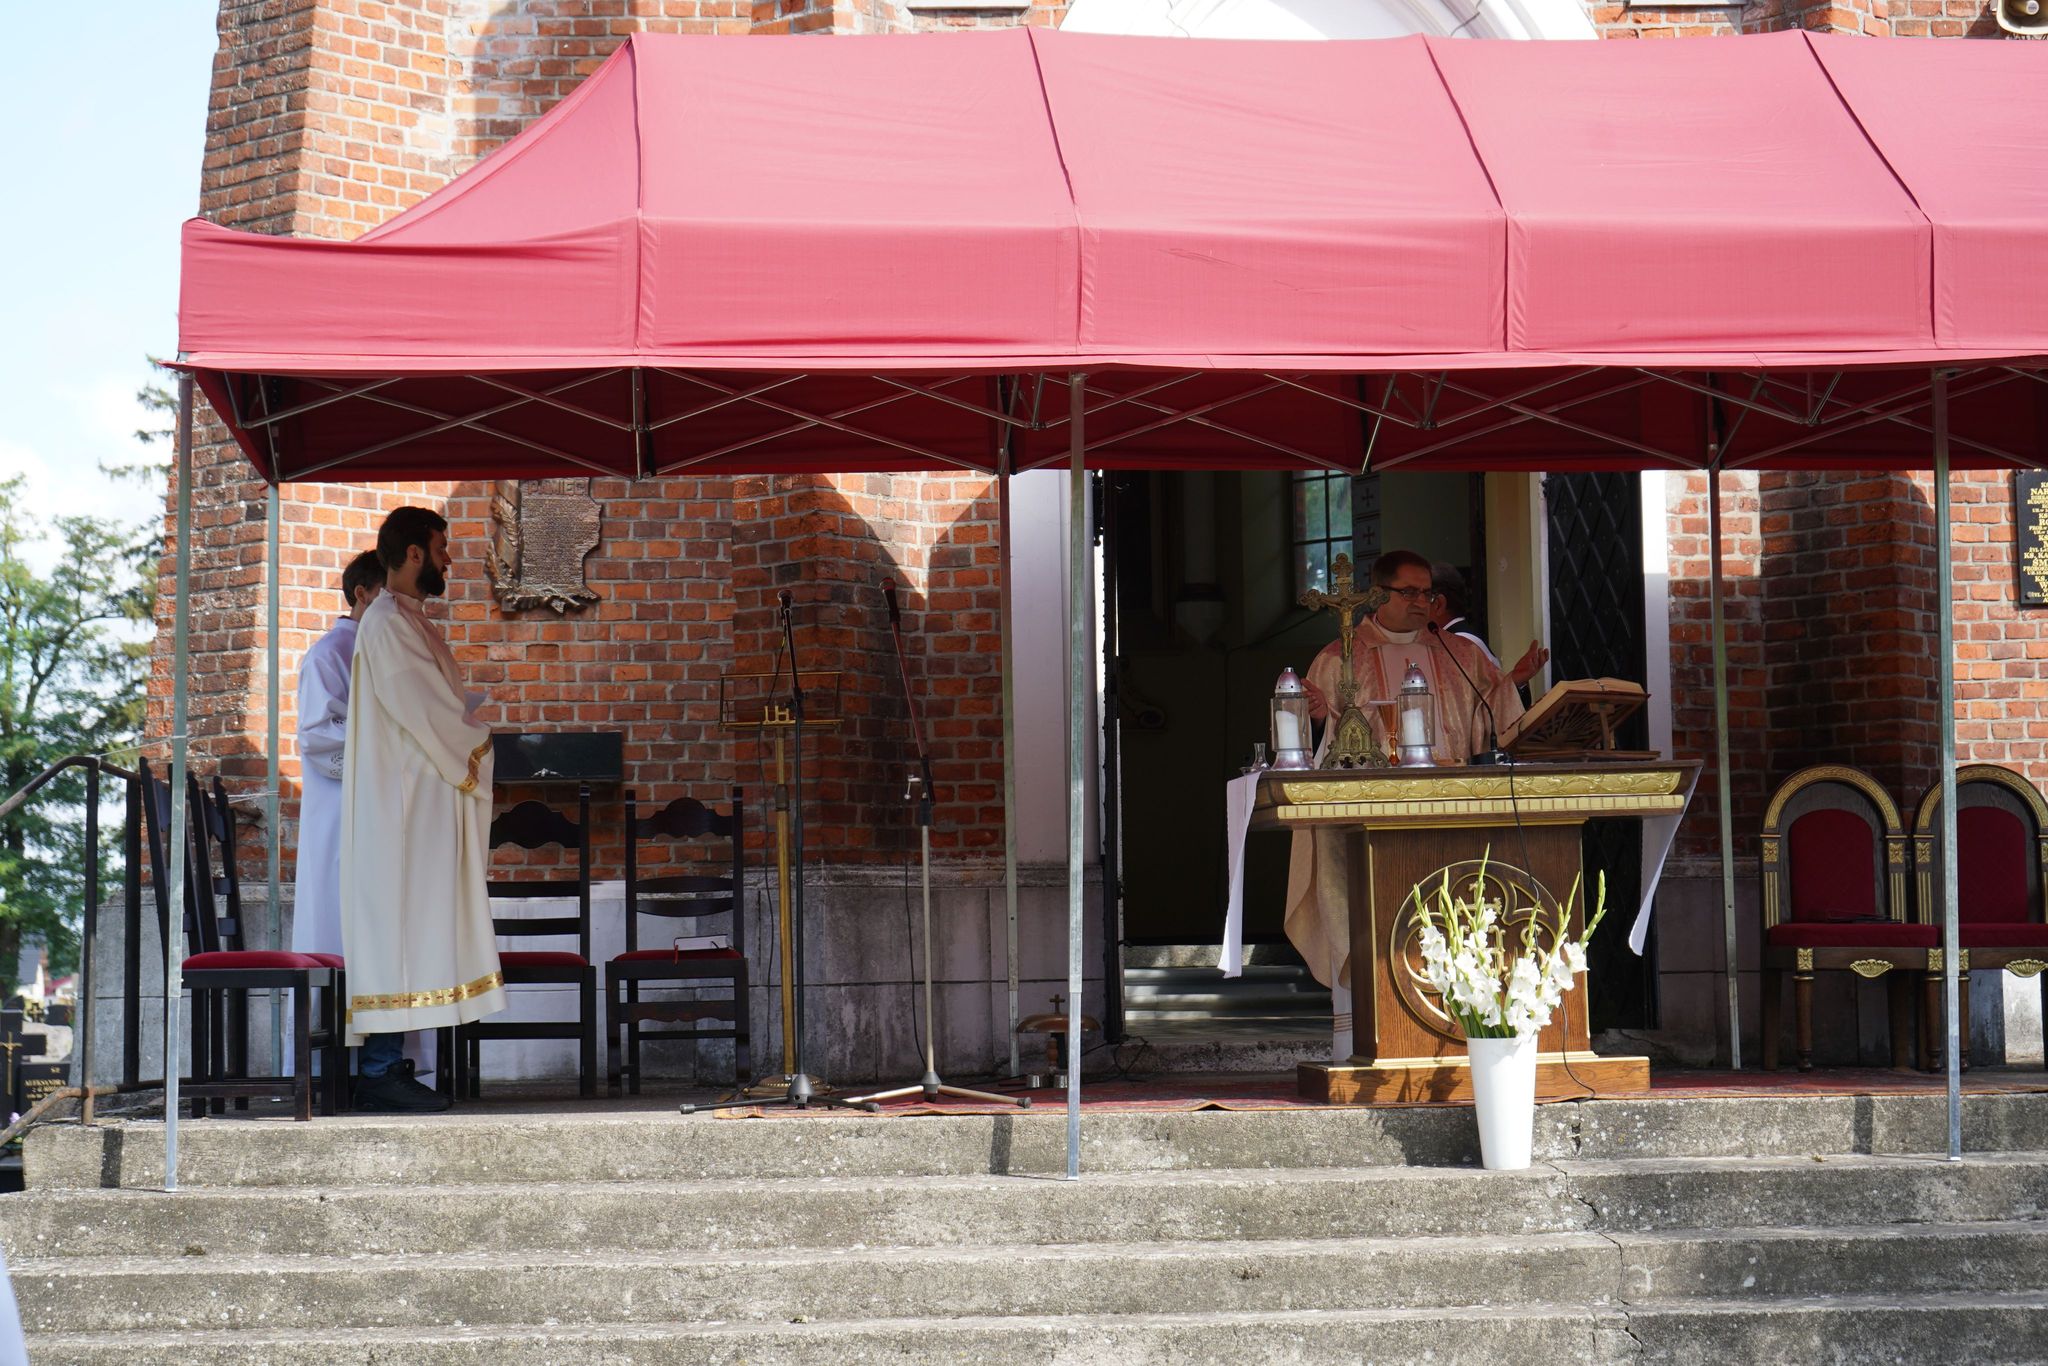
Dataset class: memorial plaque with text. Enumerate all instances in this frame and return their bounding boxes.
[2018,472,2048,609]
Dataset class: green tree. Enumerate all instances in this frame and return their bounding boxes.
[0,377,162,989]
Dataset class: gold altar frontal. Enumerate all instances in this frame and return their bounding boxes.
[1250,762,1700,1104]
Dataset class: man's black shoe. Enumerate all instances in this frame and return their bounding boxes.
[356,1070,452,1114]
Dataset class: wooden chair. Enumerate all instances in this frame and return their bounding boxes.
[457,788,598,1097]
[607,789,749,1094]
[1913,764,2048,1069]
[1759,765,1929,1071]
[138,761,345,1120]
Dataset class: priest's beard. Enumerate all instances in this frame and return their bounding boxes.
[419,561,447,598]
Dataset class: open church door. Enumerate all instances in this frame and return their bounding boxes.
[1544,472,1658,1033]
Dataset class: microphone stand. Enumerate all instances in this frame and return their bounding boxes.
[1429,621,1510,767]
[684,592,874,1114]
[848,583,1029,1111]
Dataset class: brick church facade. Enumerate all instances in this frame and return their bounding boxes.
[152,0,2040,1080]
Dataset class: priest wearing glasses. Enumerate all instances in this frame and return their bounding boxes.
[1284,549,1530,1060]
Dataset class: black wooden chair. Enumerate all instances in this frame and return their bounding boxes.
[139,760,345,1120]
[607,788,749,1093]
[456,788,598,1097]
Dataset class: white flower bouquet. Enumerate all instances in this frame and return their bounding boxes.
[1410,858,1608,1041]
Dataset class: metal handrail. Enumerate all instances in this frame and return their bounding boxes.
[0,752,152,1129]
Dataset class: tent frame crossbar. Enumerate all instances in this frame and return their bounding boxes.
[216,363,2048,481]
[284,372,626,480]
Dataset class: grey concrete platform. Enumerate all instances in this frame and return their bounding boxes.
[9,1078,2048,1363]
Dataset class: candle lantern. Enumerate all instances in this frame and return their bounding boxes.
[1270,668,1314,770]
[1394,662,1438,767]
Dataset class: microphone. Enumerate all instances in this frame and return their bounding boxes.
[1428,621,1507,766]
[882,577,901,627]
[778,589,792,612]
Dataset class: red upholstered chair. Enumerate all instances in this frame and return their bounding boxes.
[138,761,345,1120]
[1759,765,1927,1071]
[607,789,749,1094]
[1913,764,2048,1068]
[457,789,598,1098]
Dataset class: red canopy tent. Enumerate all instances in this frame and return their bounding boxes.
[180,29,2048,481]
[165,29,2048,1181]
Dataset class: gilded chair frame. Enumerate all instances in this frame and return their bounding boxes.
[1912,763,2048,1066]
[1759,764,1920,1071]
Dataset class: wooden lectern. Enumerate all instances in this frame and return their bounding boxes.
[1250,761,1699,1103]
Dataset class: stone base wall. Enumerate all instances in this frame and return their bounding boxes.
[79,863,1103,1087]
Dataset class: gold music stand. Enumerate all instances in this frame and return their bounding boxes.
[716,670,848,1101]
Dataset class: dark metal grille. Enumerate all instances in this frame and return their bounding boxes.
[1543,473,1654,1031]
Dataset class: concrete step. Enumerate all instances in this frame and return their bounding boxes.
[1123,944,1307,969]
[30,1090,2048,1191]
[14,1222,2048,1335]
[1121,965,1331,1016]
[1122,1003,1323,1020]
[26,1293,2048,1365]
[1122,964,1315,984]
[7,1155,2047,1262]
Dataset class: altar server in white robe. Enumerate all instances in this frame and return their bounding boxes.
[1284,549,1531,1061]
[342,505,504,1113]
[282,550,381,1076]
[293,551,383,961]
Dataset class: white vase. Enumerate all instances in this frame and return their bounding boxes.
[1466,1033,1539,1170]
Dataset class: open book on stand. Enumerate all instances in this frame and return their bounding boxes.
[1499,677,1654,761]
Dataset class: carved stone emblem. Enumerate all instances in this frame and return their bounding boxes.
[486,478,601,614]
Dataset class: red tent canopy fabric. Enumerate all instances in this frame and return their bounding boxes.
[176,29,2048,481]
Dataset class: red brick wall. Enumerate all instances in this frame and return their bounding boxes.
[1939,471,2048,775]
[1592,0,2001,37]
[1664,469,1766,864]
[1757,472,1942,808]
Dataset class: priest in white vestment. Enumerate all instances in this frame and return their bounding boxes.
[341,506,504,1112]
[1283,549,1531,1060]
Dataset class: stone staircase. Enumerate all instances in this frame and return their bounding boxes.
[8,1091,2048,1362]
[1121,944,1332,1031]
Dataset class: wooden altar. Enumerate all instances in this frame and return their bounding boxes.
[1250,761,1700,1103]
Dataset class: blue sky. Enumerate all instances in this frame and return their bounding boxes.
[0,4,218,554]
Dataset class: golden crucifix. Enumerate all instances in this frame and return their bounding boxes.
[1299,553,1389,768]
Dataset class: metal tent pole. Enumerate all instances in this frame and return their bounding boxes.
[164,374,196,1192]
[1933,369,1962,1162]
[1707,458,1742,1070]
[998,447,1021,1080]
[1065,373,1087,1181]
[267,486,283,1071]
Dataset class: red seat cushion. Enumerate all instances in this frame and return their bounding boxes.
[498,950,589,968]
[614,947,743,963]
[1959,922,2048,948]
[1765,922,1938,949]
[306,953,345,968]
[184,950,331,970]
[1958,806,2034,925]
[1787,807,1881,923]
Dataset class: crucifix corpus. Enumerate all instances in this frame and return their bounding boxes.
[1299,553,1389,768]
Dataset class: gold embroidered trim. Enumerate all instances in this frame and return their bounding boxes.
[350,969,504,1016]
[459,739,491,795]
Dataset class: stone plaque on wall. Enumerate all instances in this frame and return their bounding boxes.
[486,478,601,614]
[2018,472,2048,609]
